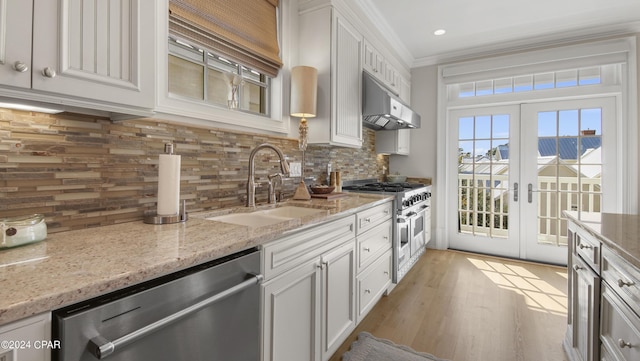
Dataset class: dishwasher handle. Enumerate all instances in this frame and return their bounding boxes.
[88,273,264,359]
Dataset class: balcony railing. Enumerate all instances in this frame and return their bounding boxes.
[457,173,601,246]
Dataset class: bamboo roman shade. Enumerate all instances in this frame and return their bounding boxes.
[169,0,283,77]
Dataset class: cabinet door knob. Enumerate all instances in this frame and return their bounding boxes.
[618,339,632,348]
[364,289,371,294]
[578,243,592,250]
[363,247,371,252]
[42,67,57,78]
[617,279,635,288]
[573,265,583,271]
[13,61,29,73]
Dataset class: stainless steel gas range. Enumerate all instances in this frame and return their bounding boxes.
[342,179,431,283]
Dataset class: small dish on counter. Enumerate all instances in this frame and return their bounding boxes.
[386,175,407,183]
[310,185,335,194]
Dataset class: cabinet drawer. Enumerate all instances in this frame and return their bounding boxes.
[357,250,392,320]
[0,313,50,361]
[263,215,356,280]
[357,219,392,273]
[600,283,640,361]
[574,226,601,274]
[602,247,640,317]
[357,202,393,235]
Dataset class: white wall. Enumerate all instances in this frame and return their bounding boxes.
[388,64,438,178]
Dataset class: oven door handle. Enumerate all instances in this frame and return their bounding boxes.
[88,273,264,359]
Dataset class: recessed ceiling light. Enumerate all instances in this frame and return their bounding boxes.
[434,29,446,36]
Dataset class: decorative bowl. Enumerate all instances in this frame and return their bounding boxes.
[310,185,335,194]
[386,175,407,183]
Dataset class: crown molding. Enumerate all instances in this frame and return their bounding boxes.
[351,0,415,70]
[413,21,640,68]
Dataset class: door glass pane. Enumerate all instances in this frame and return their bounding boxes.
[535,108,602,246]
[458,114,510,238]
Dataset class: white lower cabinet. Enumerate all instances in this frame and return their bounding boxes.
[263,258,321,361]
[355,211,393,322]
[0,313,51,361]
[321,242,357,359]
[601,283,640,361]
[262,216,356,361]
[262,201,394,361]
[565,216,640,361]
[357,249,392,320]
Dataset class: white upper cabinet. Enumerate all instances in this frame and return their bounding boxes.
[299,6,363,148]
[0,0,33,89]
[375,129,410,155]
[0,0,156,117]
[399,75,411,104]
[32,0,156,111]
[384,62,401,95]
[362,38,406,97]
[363,39,384,81]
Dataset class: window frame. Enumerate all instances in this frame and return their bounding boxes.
[154,0,290,135]
[168,36,272,117]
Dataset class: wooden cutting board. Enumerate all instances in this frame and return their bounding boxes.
[310,192,349,199]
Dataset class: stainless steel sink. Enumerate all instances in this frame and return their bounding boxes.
[205,206,327,227]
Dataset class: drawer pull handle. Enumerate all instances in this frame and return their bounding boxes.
[578,243,593,250]
[383,271,389,275]
[383,236,389,240]
[573,265,583,271]
[365,218,372,223]
[617,279,635,288]
[618,339,632,348]
[364,247,371,252]
[364,289,371,294]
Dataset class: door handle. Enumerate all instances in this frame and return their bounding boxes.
[514,182,518,202]
[528,183,533,203]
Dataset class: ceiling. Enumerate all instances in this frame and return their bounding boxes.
[358,0,640,67]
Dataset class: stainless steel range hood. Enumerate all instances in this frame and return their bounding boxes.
[362,72,421,130]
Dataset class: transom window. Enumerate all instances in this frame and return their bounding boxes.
[450,65,617,99]
[168,37,271,116]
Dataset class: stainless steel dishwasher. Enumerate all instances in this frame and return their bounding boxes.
[52,248,262,361]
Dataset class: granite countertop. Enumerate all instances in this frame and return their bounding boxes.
[565,211,640,269]
[0,194,392,326]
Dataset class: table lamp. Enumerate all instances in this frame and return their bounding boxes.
[290,65,318,200]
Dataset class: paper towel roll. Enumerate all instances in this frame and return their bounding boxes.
[157,154,181,216]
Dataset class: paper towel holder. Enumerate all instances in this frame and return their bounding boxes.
[144,200,188,224]
[144,143,187,224]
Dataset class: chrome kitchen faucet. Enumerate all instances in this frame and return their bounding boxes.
[247,144,290,207]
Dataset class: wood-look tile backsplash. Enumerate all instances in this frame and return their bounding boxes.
[0,109,387,233]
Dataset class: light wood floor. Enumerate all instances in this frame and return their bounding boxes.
[329,249,569,361]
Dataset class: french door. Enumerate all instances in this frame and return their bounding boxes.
[449,97,616,265]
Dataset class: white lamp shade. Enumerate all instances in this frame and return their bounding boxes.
[290,66,318,118]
